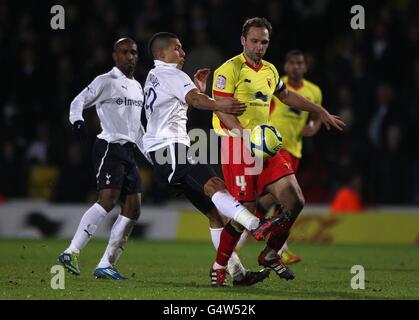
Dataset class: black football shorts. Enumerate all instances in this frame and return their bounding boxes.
[92,139,142,195]
[149,143,217,214]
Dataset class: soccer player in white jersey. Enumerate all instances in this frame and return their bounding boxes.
[58,38,145,280]
[143,32,283,287]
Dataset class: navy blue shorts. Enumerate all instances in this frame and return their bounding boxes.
[149,143,216,214]
[92,139,142,195]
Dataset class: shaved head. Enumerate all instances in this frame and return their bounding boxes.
[148,32,178,58]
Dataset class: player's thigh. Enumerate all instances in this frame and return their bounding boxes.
[265,174,305,215]
[183,186,224,228]
[98,188,121,212]
[221,162,257,202]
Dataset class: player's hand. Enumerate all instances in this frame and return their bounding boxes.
[319,109,346,131]
[72,120,87,142]
[193,68,211,93]
[215,98,247,115]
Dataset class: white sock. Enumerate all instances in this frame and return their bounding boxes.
[209,227,223,249]
[65,203,107,254]
[228,252,246,281]
[236,231,249,250]
[210,227,246,280]
[97,214,136,268]
[211,190,259,230]
[278,241,288,255]
[212,261,226,270]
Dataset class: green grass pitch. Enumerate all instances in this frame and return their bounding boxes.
[1,239,418,300]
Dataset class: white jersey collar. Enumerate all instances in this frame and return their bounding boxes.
[110,66,127,79]
[154,60,178,68]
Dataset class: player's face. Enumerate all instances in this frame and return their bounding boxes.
[241,27,270,64]
[113,42,138,76]
[284,55,307,81]
[163,38,186,69]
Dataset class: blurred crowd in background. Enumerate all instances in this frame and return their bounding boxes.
[0,0,418,206]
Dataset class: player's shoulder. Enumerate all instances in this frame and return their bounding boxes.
[87,69,115,88]
[262,59,279,77]
[215,54,243,74]
[303,78,322,94]
[262,59,277,70]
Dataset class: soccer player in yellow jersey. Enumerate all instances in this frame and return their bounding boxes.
[210,17,345,286]
[259,49,323,265]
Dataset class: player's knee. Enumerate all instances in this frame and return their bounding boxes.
[126,207,141,220]
[204,176,226,197]
[98,199,116,212]
[98,193,119,212]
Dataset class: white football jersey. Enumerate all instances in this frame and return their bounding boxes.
[69,67,144,144]
[142,60,197,153]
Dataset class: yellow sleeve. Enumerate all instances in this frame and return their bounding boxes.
[212,61,238,97]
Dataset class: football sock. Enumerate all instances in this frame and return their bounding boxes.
[210,227,246,280]
[98,214,136,268]
[214,221,243,268]
[228,252,246,281]
[65,203,107,253]
[235,230,249,249]
[211,190,259,230]
[279,241,289,255]
[266,211,295,252]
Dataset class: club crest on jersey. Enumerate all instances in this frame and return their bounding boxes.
[216,75,226,90]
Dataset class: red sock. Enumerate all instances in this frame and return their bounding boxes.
[215,222,242,267]
[267,209,294,251]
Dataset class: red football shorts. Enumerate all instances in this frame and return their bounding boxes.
[220,136,294,202]
[276,149,301,173]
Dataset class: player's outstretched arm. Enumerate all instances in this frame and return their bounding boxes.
[276,89,345,131]
[212,96,245,136]
[302,113,322,137]
[185,89,246,115]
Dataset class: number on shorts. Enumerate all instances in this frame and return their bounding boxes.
[235,176,247,191]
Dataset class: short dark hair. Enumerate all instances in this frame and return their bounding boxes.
[242,17,272,38]
[148,32,178,57]
[285,49,305,62]
[113,37,136,52]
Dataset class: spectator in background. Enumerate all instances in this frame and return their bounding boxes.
[183,30,224,130]
[331,175,364,214]
[372,124,411,204]
[0,141,25,198]
[368,83,397,149]
[26,123,50,165]
[52,143,91,203]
